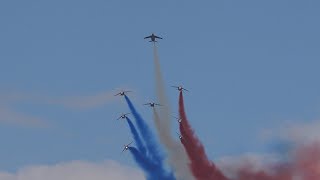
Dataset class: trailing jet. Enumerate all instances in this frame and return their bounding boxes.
[144,33,162,42]
[114,90,131,96]
[122,141,133,152]
[117,113,130,120]
[176,132,183,140]
[172,85,189,92]
[172,116,182,123]
[143,102,162,107]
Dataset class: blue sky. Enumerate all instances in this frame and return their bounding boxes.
[0,0,320,174]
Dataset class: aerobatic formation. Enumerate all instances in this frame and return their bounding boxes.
[115,33,320,180]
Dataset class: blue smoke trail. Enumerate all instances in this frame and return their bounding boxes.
[129,147,153,180]
[129,146,176,180]
[124,95,163,164]
[124,95,176,180]
[126,117,147,155]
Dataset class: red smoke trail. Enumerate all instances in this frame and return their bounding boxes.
[293,143,320,180]
[178,92,320,180]
[234,143,320,180]
[235,165,292,180]
[178,91,229,180]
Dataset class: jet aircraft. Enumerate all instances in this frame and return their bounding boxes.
[172,116,182,123]
[114,90,131,96]
[122,141,133,152]
[144,33,162,42]
[117,113,130,120]
[172,86,189,92]
[176,132,183,140]
[143,102,162,107]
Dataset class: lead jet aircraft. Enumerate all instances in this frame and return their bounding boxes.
[144,33,162,42]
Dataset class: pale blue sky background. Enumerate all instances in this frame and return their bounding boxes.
[0,0,320,172]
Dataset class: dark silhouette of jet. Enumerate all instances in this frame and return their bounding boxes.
[172,86,189,92]
[117,113,130,120]
[122,141,133,152]
[144,33,162,42]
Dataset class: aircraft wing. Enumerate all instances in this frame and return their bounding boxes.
[155,35,162,39]
[172,115,178,119]
[144,35,152,39]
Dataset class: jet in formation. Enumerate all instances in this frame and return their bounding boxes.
[122,141,133,152]
[114,90,131,96]
[176,132,183,140]
[117,113,130,120]
[172,85,189,92]
[172,116,182,123]
[144,102,162,107]
[144,33,162,42]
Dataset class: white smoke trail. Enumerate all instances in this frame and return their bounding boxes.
[152,43,195,180]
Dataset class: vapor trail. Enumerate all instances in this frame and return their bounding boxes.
[124,95,176,180]
[294,143,320,180]
[178,90,320,180]
[178,91,229,180]
[227,144,320,180]
[126,117,147,154]
[235,168,292,180]
[152,43,195,180]
[124,95,163,164]
[129,147,153,180]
